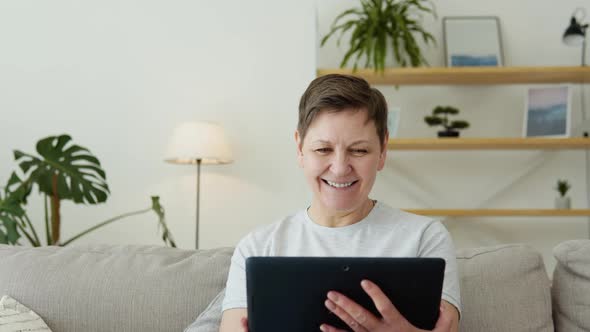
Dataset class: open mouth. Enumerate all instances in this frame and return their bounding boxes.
[322,179,358,189]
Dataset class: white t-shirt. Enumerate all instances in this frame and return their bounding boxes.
[222,201,462,316]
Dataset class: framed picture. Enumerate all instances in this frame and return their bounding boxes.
[388,107,401,138]
[443,16,504,67]
[523,85,571,137]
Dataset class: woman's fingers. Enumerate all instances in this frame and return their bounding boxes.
[319,323,349,332]
[240,316,249,332]
[324,298,367,332]
[433,305,453,332]
[324,280,428,332]
[360,279,404,324]
[324,291,378,331]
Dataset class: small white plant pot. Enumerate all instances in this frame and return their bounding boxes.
[555,196,571,209]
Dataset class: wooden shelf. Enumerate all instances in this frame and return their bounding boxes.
[317,66,590,85]
[387,138,590,150]
[404,209,590,217]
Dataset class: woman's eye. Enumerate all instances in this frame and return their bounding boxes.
[351,149,368,155]
[315,148,331,154]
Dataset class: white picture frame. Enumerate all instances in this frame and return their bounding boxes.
[388,107,401,138]
[523,85,571,138]
[443,16,504,67]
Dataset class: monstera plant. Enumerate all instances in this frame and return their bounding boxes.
[0,135,176,247]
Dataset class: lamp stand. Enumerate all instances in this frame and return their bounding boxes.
[196,159,202,249]
[582,37,587,66]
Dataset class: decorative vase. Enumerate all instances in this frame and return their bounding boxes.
[555,196,571,209]
[438,130,460,138]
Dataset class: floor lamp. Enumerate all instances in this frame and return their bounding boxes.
[563,8,589,238]
[165,122,233,249]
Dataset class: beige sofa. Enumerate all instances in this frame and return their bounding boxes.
[0,240,588,332]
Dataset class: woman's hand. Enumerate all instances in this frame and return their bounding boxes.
[320,279,454,332]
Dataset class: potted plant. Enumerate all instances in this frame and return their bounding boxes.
[321,0,436,73]
[424,106,470,137]
[0,134,176,247]
[555,179,571,209]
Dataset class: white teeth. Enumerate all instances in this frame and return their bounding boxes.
[326,180,354,188]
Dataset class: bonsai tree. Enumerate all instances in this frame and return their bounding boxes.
[556,180,571,197]
[424,106,470,137]
[321,0,436,73]
[0,134,176,247]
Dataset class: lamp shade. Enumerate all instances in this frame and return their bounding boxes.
[165,121,233,165]
[563,17,586,46]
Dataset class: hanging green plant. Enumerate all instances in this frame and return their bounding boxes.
[321,0,436,73]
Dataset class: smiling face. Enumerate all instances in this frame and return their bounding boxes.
[296,108,387,215]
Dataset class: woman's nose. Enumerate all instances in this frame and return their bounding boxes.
[330,152,351,175]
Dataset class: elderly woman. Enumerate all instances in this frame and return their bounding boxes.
[219,74,461,332]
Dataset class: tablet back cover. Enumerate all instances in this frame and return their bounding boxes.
[246,257,445,332]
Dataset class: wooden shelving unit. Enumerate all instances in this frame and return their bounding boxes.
[387,138,590,150]
[317,66,590,85]
[393,138,590,217]
[404,209,590,217]
[316,65,590,219]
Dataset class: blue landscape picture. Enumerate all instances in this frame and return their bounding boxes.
[526,86,569,137]
[526,104,567,136]
[451,54,499,66]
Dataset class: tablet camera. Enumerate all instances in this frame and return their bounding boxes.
[342,265,350,272]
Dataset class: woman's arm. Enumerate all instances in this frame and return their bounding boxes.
[441,300,459,332]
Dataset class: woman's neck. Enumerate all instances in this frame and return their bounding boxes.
[308,199,375,228]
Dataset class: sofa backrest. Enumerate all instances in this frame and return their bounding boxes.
[552,239,590,332]
[0,244,232,332]
[456,244,553,332]
[0,243,559,332]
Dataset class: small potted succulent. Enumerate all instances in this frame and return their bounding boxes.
[555,179,571,209]
[424,106,470,137]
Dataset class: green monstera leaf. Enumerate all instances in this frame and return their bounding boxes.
[0,173,30,244]
[0,190,24,245]
[13,135,109,204]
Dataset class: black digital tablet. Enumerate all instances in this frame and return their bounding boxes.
[246,257,445,332]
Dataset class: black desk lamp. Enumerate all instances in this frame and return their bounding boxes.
[563,8,588,66]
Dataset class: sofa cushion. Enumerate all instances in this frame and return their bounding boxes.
[0,244,233,332]
[552,239,590,331]
[456,244,553,332]
[0,295,52,332]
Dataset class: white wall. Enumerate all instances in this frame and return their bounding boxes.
[0,0,588,273]
[0,0,316,249]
